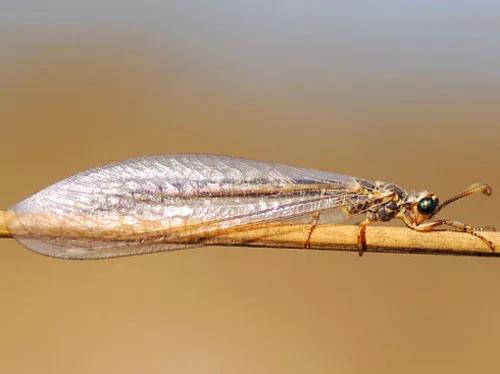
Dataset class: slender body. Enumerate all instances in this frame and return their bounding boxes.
[4,155,494,259]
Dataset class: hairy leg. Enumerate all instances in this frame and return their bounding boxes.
[412,219,495,251]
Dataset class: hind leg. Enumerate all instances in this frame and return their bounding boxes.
[304,212,321,249]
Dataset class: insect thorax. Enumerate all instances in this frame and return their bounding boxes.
[348,179,407,222]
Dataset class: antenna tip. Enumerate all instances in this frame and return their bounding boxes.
[470,182,492,196]
[481,183,493,196]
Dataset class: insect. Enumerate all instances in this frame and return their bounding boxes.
[3,154,494,259]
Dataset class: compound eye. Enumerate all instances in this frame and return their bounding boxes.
[417,197,438,215]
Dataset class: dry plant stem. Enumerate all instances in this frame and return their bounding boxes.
[0,211,498,256]
[210,223,500,257]
[0,211,10,238]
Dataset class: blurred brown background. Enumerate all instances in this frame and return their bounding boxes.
[1,1,500,373]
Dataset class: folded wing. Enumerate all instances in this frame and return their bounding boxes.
[7,155,365,259]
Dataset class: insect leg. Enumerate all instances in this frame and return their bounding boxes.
[412,219,495,252]
[304,212,321,249]
[442,220,495,251]
[357,219,372,257]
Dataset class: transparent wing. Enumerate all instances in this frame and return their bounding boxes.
[6,154,368,259]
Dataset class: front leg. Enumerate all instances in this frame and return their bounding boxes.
[410,219,495,252]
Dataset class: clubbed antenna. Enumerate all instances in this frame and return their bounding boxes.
[433,182,492,217]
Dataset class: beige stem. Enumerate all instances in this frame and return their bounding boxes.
[0,211,11,238]
[0,210,498,257]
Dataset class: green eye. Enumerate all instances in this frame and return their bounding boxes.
[417,197,438,215]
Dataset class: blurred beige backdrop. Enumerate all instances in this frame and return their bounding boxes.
[1,1,500,373]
